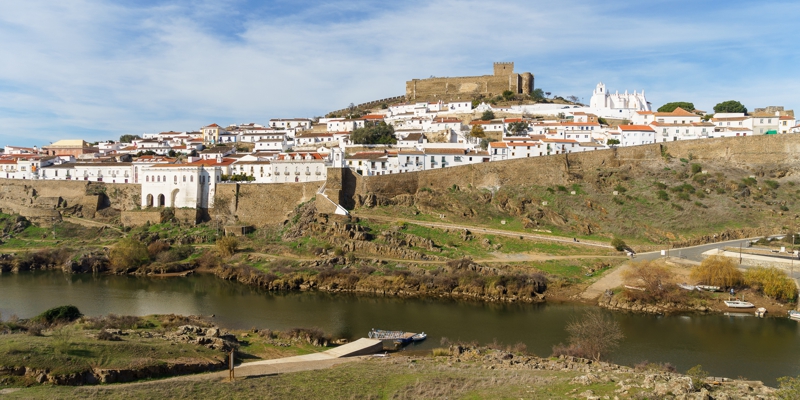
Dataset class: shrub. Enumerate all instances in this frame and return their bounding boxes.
[35,305,83,324]
[613,184,627,193]
[554,310,624,361]
[690,256,742,287]
[744,267,798,301]
[611,238,628,251]
[777,374,800,399]
[679,158,689,163]
[742,177,757,186]
[765,180,780,190]
[613,197,624,205]
[623,260,674,298]
[677,192,691,201]
[656,190,669,201]
[110,238,150,271]
[671,203,684,211]
[216,236,239,257]
[690,164,702,174]
[147,240,170,258]
[556,185,567,192]
[716,187,726,194]
[687,364,708,390]
[431,348,450,357]
[653,182,667,190]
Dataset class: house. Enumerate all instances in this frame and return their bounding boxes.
[199,146,234,160]
[201,123,228,145]
[271,152,328,183]
[230,160,274,183]
[614,125,656,146]
[488,141,509,161]
[140,164,220,208]
[269,118,312,131]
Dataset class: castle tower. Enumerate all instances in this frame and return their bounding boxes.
[493,62,514,76]
[521,72,533,95]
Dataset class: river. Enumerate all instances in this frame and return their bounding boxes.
[1,271,799,385]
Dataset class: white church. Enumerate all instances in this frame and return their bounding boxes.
[588,82,651,119]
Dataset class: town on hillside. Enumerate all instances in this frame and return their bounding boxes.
[1,64,797,212]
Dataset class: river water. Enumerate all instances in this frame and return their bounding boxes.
[1,271,799,385]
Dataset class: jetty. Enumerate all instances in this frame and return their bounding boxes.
[368,329,416,344]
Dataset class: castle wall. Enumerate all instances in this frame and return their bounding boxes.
[210,181,323,226]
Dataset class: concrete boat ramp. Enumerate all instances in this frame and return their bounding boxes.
[241,338,384,368]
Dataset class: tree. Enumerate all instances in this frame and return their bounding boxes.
[530,88,545,101]
[607,138,620,146]
[110,238,150,271]
[501,90,515,101]
[611,238,628,251]
[216,236,239,257]
[469,125,486,139]
[480,110,495,121]
[507,121,529,136]
[566,95,580,104]
[350,121,397,145]
[120,134,141,143]
[744,267,798,301]
[657,102,695,113]
[690,255,743,287]
[713,100,747,114]
[561,310,624,361]
[623,260,674,297]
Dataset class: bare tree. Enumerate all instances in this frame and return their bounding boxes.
[560,310,624,361]
[622,260,674,295]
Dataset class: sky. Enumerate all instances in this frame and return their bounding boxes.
[1,0,799,146]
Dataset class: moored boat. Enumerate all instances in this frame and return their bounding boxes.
[788,310,800,321]
[696,285,721,292]
[755,307,767,317]
[411,332,427,342]
[724,300,755,308]
[677,283,696,291]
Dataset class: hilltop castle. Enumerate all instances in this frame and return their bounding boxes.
[405,62,534,102]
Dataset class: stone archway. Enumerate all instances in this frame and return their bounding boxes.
[170,189,179,208]
[146,194,154,208]
[158,194,166,207]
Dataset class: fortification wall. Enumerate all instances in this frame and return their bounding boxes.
[406,75,519,102]
[344,134,800,202]
[211,182,323,226]
[120,210,163,227]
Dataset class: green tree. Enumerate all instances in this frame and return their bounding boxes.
[507,121,529,136]
[657,102,695,112]
[119,134,141,143]
[469,125,486,139]
[530,88,545,101]
[110,238,150,271]
[350,121,397,145]
[713,100,747,114]
[607,138,620,146]
[216,236,239,257]
[480,110,495,121]
[611,237,628,251]
[501,90,515,101]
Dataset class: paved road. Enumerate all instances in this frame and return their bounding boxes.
[636,238,757,262]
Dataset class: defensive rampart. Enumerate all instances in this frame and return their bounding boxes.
[340,134,800,204]
[211,181,323,226]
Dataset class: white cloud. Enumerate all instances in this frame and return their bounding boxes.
[0,0,798,145]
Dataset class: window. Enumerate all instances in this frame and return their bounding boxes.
[174,175,178,183]
[146,176,149,182]
[183,175,186,182]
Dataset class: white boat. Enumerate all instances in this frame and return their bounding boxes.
[411,332,427,342]
[677,283,696,291]
[789,310,800,321]
[755,307,767,318]
[696,285,721,292]
[724,300,755,308]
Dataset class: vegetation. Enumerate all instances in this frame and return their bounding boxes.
[611,237,628,251]
[607,138,620,145]
[657,102,695,112]
[530,88,545,101]
[689,255,743,288]
[507,121,529,136]
[480,110,495,121]
[744,267,798,301]
[215,236,239,257]
[350,121,396,145]
[777,374,800,399]
[622,260,674,299]
[687,364,709,390]
[34,305,83,324]
[469,125,486,139]
[109,237,150,271]
[713,100,747,114]
[119,134,141,143]
[552,310,624,361]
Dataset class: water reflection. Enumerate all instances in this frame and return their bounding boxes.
[1,271,798,385]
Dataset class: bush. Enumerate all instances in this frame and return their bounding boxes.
[611,238,628,251]
[431,348,450,357]
[744,267,798,301]
[653,182,667,190]
[110,238,150,271]
[35,305,83,324]
[655,190,669,201]
[777,374,800,399]
[742,177,757,186]
[690,256,742,287]
[480,110,495,121]
[553,310,623,361]
[765,180,780,190]
[687,364,708,390]
[671,203,684,211]
[613,184,627,193]
[690,164,702,174]
[216,236,239,257]
[622,260,674,298]
[147,240,170,259]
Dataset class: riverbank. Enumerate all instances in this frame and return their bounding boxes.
[2,345,784,399]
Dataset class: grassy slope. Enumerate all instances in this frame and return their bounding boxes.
[6,357,632,400]
[359,157,800,246]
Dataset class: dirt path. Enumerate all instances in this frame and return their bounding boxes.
[63,216,122,232]
[580,262,630,300]
[354,214,613,249]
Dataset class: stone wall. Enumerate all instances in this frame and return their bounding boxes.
[211,182,323,227]
[406,75,519,102]
[339,134,800,204]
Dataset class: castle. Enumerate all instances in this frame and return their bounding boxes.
[405,62,534,102]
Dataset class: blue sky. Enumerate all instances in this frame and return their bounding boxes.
[1,0,799,146]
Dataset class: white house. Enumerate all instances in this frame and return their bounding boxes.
[614,125,656,146]
[140,164,220,209]
[270,152,328,183]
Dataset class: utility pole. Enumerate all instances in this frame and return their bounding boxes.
[739,244,742,265]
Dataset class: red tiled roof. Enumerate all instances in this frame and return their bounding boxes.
[618,125,655,131]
